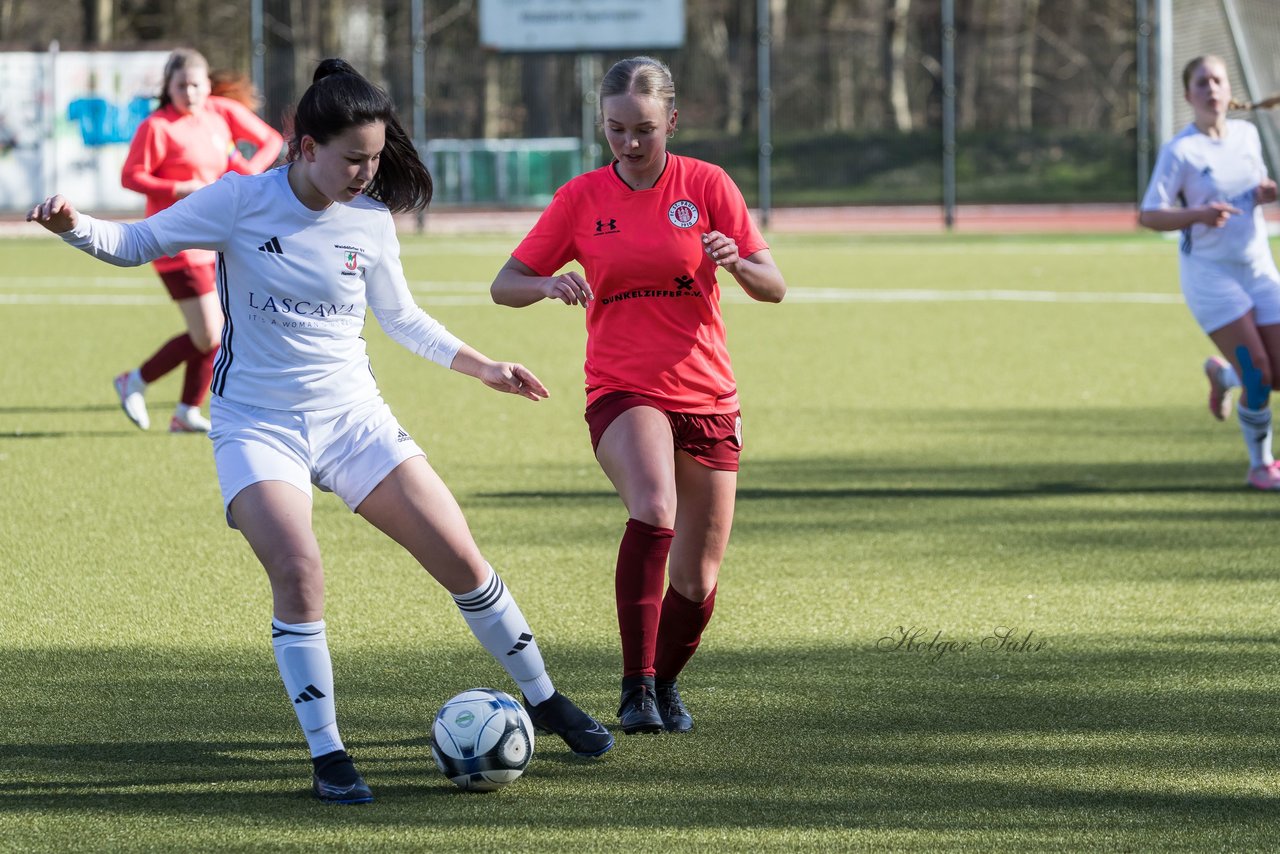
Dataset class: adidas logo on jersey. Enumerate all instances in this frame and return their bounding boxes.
[258,236,285,254]
[396,429,412,443]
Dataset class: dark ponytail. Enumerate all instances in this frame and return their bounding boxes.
[287,58,432,213]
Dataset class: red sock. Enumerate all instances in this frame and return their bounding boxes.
[654,585,717,682]
[140,333,198,385]
[615,518,674,678]
[181,344,219,406]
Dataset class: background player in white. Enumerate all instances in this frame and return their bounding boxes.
[28,58,613,804]
[1140,55,1280,490]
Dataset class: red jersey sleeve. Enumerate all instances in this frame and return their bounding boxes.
[511,184,578,276]
[208,96,283,175]
[706,165,768,260]
[121,117,178,199]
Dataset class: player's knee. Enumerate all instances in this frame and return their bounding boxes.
[629,493,676,529]
[680,578,717,603]
[267,553,323,593]
[192,326,221,353]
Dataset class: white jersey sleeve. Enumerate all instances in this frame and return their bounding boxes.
[1140,138,1186,212]
[145,174,240,255]
[59,214,166,267]
[366,213,465,368]
[59,175,240,265]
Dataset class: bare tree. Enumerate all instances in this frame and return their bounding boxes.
[1017,0,1039,130]
[885,0,912,131]
[1,0,1141,150]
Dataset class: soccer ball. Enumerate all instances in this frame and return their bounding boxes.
[430,688,535,791]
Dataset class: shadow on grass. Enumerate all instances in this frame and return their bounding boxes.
[2,640,1278,841]
[0,405,120,415]
[0,403,150,438]
[0,431,136,439]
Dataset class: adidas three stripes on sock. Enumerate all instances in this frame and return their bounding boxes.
[272,618,345,758]
[452,566,555,705]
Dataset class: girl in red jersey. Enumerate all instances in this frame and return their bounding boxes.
[116,48,283,433]
[491,56,787,734]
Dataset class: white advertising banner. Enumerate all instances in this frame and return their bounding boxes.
[479,0,685,52]
[0,50,168,212]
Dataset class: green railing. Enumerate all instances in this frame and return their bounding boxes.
[424,138,583,207]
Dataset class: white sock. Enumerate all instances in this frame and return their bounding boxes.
[272,618,344,758]
[452,566,555,704]
[1218,362,1241,388]
[1237,404,1274,468]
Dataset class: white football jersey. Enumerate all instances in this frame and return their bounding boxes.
[1141,119,1272,262]
[62,166,463,411]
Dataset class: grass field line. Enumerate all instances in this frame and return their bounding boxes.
[770,287,1183,304]
[393,240,1172,256]
[0,285,1186,306]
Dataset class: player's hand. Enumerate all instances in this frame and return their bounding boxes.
[174,179,207,198]
[1256,179,1278,205]
[26,194,79,234]
[1202,201,1242,228]
[702,231,740,267]
[540,271,593,306]
[479,361,549,401]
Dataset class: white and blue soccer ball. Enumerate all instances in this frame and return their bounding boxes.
[430,688,534,791]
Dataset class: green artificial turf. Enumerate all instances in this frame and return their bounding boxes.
[2,231,1278,852]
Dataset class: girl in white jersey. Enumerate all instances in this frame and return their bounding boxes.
[1140,55,1280,490]
[28,59,613,804]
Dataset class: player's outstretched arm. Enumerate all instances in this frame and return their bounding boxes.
[491,256,593,308]
[26,195,79,234]
[449,345,549,401]
[1139,202,1242,232]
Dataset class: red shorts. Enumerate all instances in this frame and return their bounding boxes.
[159,264,216,301]
[585,391,743,471]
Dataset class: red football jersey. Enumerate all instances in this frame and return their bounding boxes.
[513,154,767,413]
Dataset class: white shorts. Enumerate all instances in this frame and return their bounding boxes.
[209,394,426,528]
[1179,251,1280,333]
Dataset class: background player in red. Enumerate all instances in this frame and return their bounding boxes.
[490,56,786,734]
[116,48,283,433]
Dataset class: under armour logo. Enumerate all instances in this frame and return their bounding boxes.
[595,218,618,234]
[506,632,533,655]
[674,274,694,291]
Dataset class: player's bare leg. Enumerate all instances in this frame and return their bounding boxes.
[595,406,678,733]
[1210,313,1280,489]
[231,481,372,804]
[357,457,613,756]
